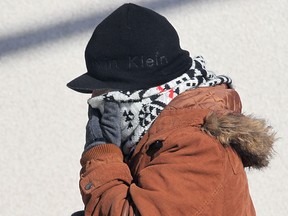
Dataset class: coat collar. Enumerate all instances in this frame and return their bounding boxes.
[133,85,241,152]
[136,85,275,169]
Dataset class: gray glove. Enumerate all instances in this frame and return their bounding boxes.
[84,101,121,152]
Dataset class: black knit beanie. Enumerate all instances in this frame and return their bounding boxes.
[67,3,192,93]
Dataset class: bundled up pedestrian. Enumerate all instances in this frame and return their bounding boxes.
[67,3,276,216]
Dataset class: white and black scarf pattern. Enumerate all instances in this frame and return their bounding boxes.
[88,56,232,155]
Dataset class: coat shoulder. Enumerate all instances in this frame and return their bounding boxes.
[202,112,277,169]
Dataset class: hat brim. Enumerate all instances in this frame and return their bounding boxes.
[67,72,118,94]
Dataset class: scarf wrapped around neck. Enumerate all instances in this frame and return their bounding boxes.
[88,56,232,156]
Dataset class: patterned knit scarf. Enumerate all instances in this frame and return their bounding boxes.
[88,56,232,155]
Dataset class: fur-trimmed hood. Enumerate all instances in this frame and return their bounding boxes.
[202,113,276,169]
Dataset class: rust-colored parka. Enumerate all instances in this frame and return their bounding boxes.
[79,85,275,216]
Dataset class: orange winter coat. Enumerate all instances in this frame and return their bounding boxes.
[79,85,274,216]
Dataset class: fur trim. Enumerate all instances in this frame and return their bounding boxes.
[202,112,276,169]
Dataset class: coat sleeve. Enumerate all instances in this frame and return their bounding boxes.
[79,144,134,216]
[79,127,230,216]
[128,126,228,216]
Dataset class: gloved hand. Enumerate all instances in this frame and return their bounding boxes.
[84,101,121,152]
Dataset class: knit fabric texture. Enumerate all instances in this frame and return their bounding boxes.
[88,56,232,155]
[67,3,192,93]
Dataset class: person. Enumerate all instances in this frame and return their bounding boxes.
[67,3,276,216]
